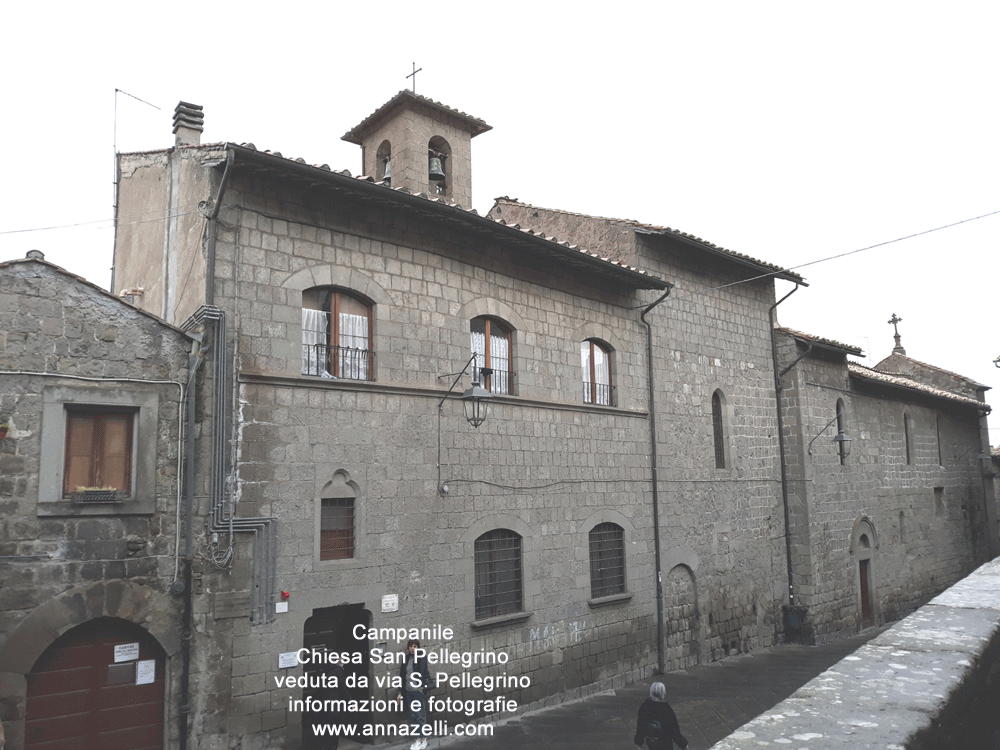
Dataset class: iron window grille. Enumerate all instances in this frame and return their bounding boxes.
[320,497,355,560]
[474,529,523,619]
[589,523,626,598]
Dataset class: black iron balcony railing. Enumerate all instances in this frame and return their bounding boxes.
[473,365,514,396]
[302,344,375,381]
[583,381,616,407]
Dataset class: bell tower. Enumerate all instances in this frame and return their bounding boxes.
[341,90,491,209]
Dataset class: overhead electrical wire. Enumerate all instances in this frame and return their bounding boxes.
[682,207,1000,300]
[0,205,206,236]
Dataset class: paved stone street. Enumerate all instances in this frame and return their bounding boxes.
[354,628,883,750]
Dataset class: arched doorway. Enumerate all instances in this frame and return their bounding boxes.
[24,617,166,750]
[665,564,700,670]
[851,519,877,631]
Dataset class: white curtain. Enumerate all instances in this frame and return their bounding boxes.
[302,309,330,376]
[582,341,610,405]
[339,312,369,380]
[471,329,510,394]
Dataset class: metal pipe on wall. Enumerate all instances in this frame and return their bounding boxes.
[640,286,673,674]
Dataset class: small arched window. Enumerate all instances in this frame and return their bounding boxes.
[903,412,913,465]
[936,415,943,466]
[589,522,626,598]
[376,140,392,184]
[712,390,727,469]
[471,316,512,395]
[474,529,523,619]
[302,288,374,380]
[581,339,613,406]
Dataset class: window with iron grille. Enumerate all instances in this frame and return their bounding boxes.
[63,409,135,499]
[302,288,374,380]
[581,339,614,406]
[474,529,522,619]
[589,523,626,598]
[471,317,513,395]
[712,390,726,469]
[320,497,355,560]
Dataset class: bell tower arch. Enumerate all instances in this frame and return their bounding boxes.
[341,90,491,208]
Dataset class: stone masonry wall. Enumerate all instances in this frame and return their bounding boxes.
[0,258,193,749]
[777,335,985,644]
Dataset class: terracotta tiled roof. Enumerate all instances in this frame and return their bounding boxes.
[492,197,804,284]
[778,327,864,357]
[848,362,990,411]
[341,90,492,145]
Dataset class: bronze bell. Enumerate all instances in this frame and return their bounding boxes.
[428,157,445,181]
[381,159,392,184]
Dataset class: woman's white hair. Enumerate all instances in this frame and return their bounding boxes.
[649,682,667,702]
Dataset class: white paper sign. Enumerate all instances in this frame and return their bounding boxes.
[114,643,140,662]
[382,594,399,613]
[136,659,156,685]
[278,651,299,669]
[275,601,289,613]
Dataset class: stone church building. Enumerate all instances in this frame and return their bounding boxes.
[0,92,994,749]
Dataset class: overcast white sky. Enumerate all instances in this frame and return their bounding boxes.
[3,2,997,443]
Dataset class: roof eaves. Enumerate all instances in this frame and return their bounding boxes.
[492,197,804,284]
[342,90,492,145]
[0,256,191,336]
[778,327,864,357]
[848,362,990,412]
[876,353,989,391]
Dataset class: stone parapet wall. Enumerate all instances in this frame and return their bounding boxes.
[708,556,1000,749]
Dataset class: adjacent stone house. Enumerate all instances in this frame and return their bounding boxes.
[0,253,197,749]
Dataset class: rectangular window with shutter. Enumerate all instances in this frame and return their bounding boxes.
[63,410,135,499]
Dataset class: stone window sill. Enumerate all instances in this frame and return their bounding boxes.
[588,592,633,609]
[469,611,533,631]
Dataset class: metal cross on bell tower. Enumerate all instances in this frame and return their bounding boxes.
[888,313,906,355]
[406,62,422,93]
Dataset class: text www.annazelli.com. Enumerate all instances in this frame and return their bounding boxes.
[312,721,494,738]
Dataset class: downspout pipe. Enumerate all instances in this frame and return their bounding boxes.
[179,339,204,750]
[205,149,235,307]
[768,283,801,635]
[640,286,673,675]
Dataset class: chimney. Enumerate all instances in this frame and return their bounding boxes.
[173,101,204,147]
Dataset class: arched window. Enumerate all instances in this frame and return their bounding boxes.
[474,529,522,619]
[589,522,626,598]
[903,412,913,465]
[836,399,848,465]
[581,339,613,406]
[376,139,392,184]
[471,316,512,395]
[302,288,374,380]
[936,415,943,466]
[320,484,356,561]
[712,390,727,469]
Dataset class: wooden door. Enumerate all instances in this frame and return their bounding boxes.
[859,559,874,629]
[24,618,165,750]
